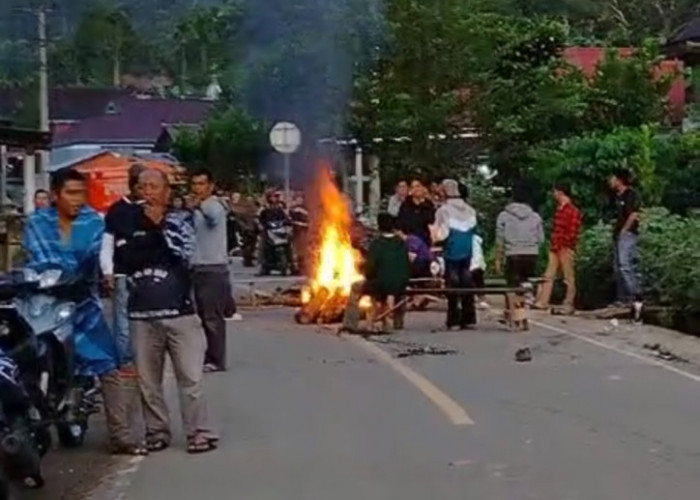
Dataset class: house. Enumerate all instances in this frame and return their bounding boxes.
[57,150,185,213]
[0,87,214,171]
[665,16,700,129]
[49,95,213,171]
[563,47,685,124]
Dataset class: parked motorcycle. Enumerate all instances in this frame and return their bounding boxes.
[0,268,95,496]
[260,219,294,276]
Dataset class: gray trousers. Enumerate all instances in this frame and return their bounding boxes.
[131,315,209,440]
[101,367,141,447]
[193,265,231,369]
[614,232,641,301]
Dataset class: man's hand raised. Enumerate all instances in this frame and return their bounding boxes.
[144,203,165,225]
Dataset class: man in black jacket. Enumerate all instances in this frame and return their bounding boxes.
[122,168,217,455]
[397,179,436,247]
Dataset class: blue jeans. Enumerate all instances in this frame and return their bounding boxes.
[113,275,133,364]
[614,232,641,302]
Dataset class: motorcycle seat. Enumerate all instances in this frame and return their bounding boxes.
[0,271,24,301]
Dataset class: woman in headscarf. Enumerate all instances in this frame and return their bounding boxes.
[432,179,478,329]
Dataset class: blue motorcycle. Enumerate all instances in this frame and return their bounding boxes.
[0,269,96,496]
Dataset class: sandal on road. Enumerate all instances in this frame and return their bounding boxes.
[198,431,220,445]
[187,434,218,455]
[146,438,170,453]
[111,442,149,456]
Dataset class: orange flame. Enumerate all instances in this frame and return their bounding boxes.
[304,164,364,302]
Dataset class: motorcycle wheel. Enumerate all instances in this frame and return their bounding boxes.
[56,422,86,449]
[277,249,289,276]
[0,474,10,500]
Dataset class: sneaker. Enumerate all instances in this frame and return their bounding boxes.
[231,313,243,322]
[476,300,490,310]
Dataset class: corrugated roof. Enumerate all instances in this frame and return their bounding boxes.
[668,16,700,46]
[52,98,214,147]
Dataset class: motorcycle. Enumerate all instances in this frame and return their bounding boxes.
[261,219,294,276]
[0,268,95,496]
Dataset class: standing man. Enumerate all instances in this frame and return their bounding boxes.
[535,184,583,314]
[123,168,217,454]
[23,168,145,455]
[33,189,50,210]
[494,181,544,287]
[190,168,233,373]
[100,164,145,369]
[610,168,642,305]
[387,180,408,217]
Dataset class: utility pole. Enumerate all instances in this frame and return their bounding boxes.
[36,3,50,190]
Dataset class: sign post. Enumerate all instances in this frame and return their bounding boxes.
[269,122,301,204]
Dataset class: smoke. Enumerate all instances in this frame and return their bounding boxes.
[236,0,385,184]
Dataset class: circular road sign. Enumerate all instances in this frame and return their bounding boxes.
[269,122,301,155]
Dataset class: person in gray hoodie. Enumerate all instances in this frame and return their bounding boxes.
[495,182,544,287]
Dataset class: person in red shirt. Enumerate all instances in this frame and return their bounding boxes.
[535,183,583,314]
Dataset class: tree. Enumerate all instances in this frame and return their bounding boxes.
[583,40,677,130]
[171,2,242,90]
[69,4,145,85]
[172,105,268,187]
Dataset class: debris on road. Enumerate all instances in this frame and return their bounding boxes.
[515,347,533,363]
[370,337,459,359]
[643,343,689,364]
[396,346,458,358]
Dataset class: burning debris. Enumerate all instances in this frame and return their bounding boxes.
[295,165,370,325]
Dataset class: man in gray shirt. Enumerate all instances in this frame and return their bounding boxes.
[190,168,232,372]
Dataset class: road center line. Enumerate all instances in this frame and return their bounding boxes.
[346,335,475,426]
[531,320,700,384]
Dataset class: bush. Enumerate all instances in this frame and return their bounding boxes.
[575,222,615,309]
[638,208,700,313]
[575,208,700,313]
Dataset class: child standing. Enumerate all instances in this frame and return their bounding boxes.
[364,213,412,331]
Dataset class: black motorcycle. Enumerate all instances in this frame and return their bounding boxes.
[0,269,95,496]
[260,219,294,276]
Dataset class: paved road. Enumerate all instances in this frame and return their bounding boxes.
[15,259,700,499]
[95,306,700,500]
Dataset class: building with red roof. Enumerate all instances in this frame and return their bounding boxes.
[562,47,685,124]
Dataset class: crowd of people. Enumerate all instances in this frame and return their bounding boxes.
[365,170,642,330]
[19,163,642,456]
[24,165,235,457]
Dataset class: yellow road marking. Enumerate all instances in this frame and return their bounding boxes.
[346,335,475,426]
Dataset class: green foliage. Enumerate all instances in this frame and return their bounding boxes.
[657,133,700,214]
[583,41,676,131]
[475,35,673,179]
[576,209,700,313]
[171,105,268,188]
[575,222,615,309]
[170,2,242,90]
[472,19,589,175]
[69,3,145,85]
[529,126,692,223]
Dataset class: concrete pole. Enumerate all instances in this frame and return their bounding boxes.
[23,153,36,215]
[354,146,363,215]
[37,6,50,190]
[0,145,7,213]
[283,154,291,207]
[368,154,381,221]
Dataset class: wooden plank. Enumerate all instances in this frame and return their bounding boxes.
[404,287,526,296]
